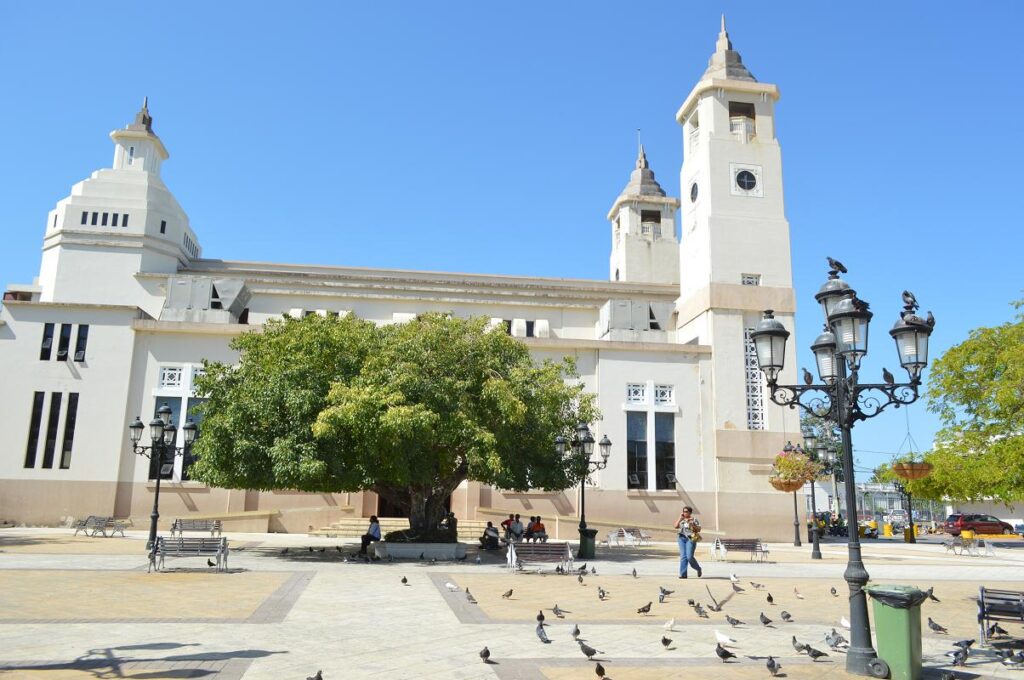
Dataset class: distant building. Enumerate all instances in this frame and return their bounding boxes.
[1,21,807,539]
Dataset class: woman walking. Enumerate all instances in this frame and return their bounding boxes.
[674,506,702,579]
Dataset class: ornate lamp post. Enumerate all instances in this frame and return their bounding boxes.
[892,480,916,543]
[128,403,199,549]
[555,423,611,559]
[799,428,824,560]
[750,258,934,679]
[778,441,803,547]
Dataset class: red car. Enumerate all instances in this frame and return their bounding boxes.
[944,513,1016,536]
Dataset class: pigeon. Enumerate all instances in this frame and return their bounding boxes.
[632,568,638,578]
[281,547,289,555]
[716,643,737,662]
[207,558,215,567]
[466,590,477,604]
[928,617,948,634]
[637,601,652,615]
[766,593,774,605]
[578,640,600,660]
[663,618,675,631]
[319,547,326,553]
[825,629,848,650]
[732,583,745,593]
[335,546,342,553]
[760,612,773,626]
[687,599,696,607]
[750,581,765,590]
[806,646,829,661]
[926,311,935,328]
[988,622,1009,638]
[475,555,481,564]
[780,610,793,622]
[501,589,513,599]
[802,367,814,385]
[827,256,847,274]
[595,662,606,677]
[926,587,941,603]
[840,615,851,629]
[952,639,975,650]
[725,614,745,627]
[536,610,547,626]
[706,586,724,611]
[694,603,709,618]
[792,635,807,653]
[830,587,838,597]
[939,672,958,680]
[445,581,459,592]
[552,604,566,618]
[882,368,895,385]
[597,587,607,601]
[555,565,563,574]
[793,587,804,600]
[767,656,782,676]
[946,648,969,665]
[902,290,918,311]
[578,563,588,573]
[419,552,425,560]
[479,646,490,663]
[715,630,736,645]
[401,576,408,585]
[1001,650,1024,668]
[661,636,672,648]
[536,623,551,643]
[306,671,322,680]
[591,566,597,575]
[308,546,314,553]
[659,593,666,604]
[571,624,581,640]
[730,573,740,584]
[659,586,675,597]
[578,574,584,585]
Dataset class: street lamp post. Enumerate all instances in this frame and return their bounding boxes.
[799,429,824,560]
[128,403,199,549]
[555,423,611,560]
[781,441,802,547]
[893,481,916,543]
[749,258,934,679]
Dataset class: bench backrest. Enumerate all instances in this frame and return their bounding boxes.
[513,542,570,557]
[175,519,220,530]
[86,516,112,527]
[718,538,763,549]
[155,536,225,553]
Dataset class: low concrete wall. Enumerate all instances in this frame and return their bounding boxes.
[373,542,467,560]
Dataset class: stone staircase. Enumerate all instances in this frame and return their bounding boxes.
[309,516,489,542]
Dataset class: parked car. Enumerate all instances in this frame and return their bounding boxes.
[944,513,1016,536]
[1016,522,1024,535]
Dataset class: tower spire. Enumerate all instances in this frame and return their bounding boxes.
[703,17,755,82]
[130,96,154,133]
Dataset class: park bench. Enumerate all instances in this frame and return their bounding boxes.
[709,538,770,562]
[943,536,995,558]
[626,527,652,545]
[148,536,229,572]
[73,515,128,537]
[170,518,223,537]
[978,587,1024,642]
[506,540,573,572]
[606,527,653,548]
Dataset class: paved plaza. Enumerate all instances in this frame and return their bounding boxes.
[0,529,1021,679]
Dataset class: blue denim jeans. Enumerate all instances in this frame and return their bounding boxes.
[677,534,700,576]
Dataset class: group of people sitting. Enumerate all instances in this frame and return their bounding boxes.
[478,513,548,549]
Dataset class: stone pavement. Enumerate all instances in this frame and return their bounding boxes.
[1,528,1021,679]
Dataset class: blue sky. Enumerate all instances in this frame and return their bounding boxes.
[2,3,1022,475]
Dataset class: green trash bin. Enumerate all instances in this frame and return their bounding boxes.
[577,528,598,559]
[867,584,928,680]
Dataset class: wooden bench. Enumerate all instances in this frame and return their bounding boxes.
[978,587,1024,642]
[506,540,573,572]
[73,516,128,538]
[149,536,229,572]
[710,538,770,562]
[170,518,223,537]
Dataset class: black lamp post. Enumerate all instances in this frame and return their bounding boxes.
[893,481,916,543]
[128,403,199,549]
[781,441,802,547]
[800,428,824,560]
[749,258,934,679]
[555,423,611,560]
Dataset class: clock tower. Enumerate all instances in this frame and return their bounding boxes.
[675,18,800,508]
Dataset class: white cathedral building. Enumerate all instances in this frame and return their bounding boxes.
[0,22,806,540]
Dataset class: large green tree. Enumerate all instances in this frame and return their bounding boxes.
[905,301,1024,503]
[189,313,598,536]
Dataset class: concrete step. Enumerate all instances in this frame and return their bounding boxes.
[311,516,489,540]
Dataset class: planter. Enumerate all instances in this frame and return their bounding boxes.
[769,477,805,493]
[372,542,467,560]
[892,462,933,480]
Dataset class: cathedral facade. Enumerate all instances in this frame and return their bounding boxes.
[0,22,805,540]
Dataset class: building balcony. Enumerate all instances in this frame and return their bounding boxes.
[729,116,755,143]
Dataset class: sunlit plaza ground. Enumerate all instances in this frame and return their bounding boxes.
[0,528,1022,679]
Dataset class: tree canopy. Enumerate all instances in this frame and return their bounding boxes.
[189,313,598,534]
[904,301,1024,503]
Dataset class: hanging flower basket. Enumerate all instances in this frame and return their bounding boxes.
[769,477,805,493]
[892,462,933,480]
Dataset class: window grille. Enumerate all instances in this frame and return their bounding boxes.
[654,384,674,405]
[744,328,765,430]
[626,383,646,404]
[159,367,184,389]
[741,273,761,286]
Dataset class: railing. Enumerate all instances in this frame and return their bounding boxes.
[729,116,755,143]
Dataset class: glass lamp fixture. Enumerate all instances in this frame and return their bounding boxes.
[890,313,933,383]
[829,296,872,370]
[750,309,790,383]
[811,328,838,384]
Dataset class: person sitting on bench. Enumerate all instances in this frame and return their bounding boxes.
[359,515,381,555]
[531,516,548,543]
[479,521,500,550]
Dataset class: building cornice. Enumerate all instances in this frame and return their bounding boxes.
[675,282,795,328]
[605,194,681,222]
[675,78,780,123]
[3,300,144,313]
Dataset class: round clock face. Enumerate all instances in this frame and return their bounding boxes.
[736,170,757,191]
[690,182,698,202]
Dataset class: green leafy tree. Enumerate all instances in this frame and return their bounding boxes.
[189,313,598,538]
[908,301,1024,503]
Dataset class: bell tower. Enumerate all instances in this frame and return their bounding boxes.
[675,18,800,507]
[608,145,680,284]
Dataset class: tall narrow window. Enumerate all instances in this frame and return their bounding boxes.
[52,214,58,229]
[74,324,89,362]
[60,393,79,469]
[41,392,62,469]
[80,211,88,225]
[40,323,54,360]
[744,327,766,430]
[182,397,207,480]
[128,146,135,165]
[101,212,109,226]
[56,323,72,360]
[525,320,535,338]
[626,411,648,489]
[160,220,167,234]
[112,213,119,227]
[655,412,676,490]
[122,213,129,227]
[91,212,98,226]
[24,392,45,468]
